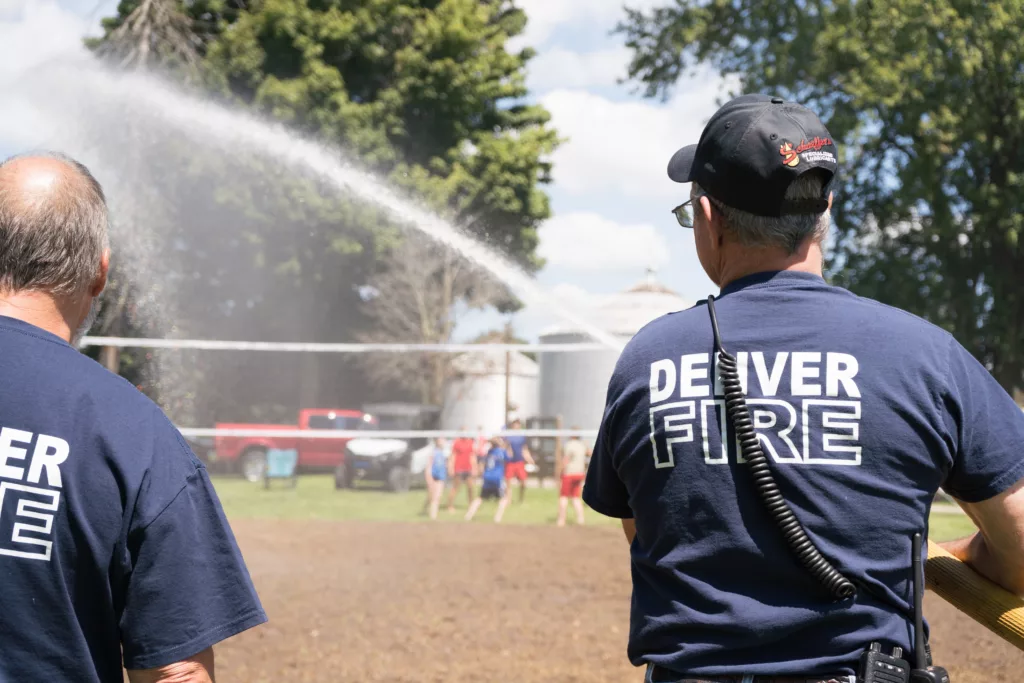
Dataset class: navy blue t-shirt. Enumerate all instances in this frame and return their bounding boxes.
[584,271,1024,677]
[0,316,266,681]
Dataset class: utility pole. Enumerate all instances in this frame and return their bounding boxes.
[100,345,120,374]
[504,319,512,426]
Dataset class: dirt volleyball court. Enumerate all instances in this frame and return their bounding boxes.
[217,519,1024,682]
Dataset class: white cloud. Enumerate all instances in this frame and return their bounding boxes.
[0,1,90,77]
[527,46,631,91]
[541,69,734,200]
[539,211,669,271]
[513,0,664,50]
[0,1,95,150]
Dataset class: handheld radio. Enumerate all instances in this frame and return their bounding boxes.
[704,296,950,682]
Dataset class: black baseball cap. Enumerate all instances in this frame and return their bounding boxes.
[667,94,838,217]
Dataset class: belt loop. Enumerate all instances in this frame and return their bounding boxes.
[643,663,654,683]
[741,676,754,683]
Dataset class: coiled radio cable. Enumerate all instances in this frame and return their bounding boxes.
[707,294,856,601]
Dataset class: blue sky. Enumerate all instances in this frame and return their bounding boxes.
[0,0,731,342]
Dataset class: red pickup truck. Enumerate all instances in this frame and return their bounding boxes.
[214,409,377,482]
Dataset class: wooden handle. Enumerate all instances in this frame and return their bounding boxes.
[926,540,1024,651]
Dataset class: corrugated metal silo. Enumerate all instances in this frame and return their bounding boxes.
[539,271,692,431]
[441,350,539,433]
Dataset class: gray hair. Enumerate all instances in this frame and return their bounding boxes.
[0,152,109,296]
[692,173,831,254]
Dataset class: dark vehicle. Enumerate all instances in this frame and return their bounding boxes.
[335,403,441,493]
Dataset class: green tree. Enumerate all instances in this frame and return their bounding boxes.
[88,0,557,420]
[93,0,555,268]
[620,0,1024,391]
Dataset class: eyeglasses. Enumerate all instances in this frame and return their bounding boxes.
[671,199,694,228]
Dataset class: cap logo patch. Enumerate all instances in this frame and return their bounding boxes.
[780,137,835,167]
[780,142,800,167]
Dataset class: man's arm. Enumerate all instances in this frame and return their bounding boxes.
[127,649,214,683]
[944,478,1024,595]
[119,434,266,673]
[523,444,536,466]
[621,518,636,544]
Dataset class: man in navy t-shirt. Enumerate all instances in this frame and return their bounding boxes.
[584,95,1024,681]
[0,153,266,682]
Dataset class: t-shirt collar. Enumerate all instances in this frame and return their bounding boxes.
[0,314,72,347]
[719,270,826,297]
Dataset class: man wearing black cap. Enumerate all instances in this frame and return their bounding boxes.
[583,95,1024,682]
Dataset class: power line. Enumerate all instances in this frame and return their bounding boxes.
[80,337,612,353]
[178,428,599,439]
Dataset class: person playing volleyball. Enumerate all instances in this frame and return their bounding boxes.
[556,430,589,527]
[464,437,511,523]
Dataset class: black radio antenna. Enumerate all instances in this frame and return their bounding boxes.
[913,532,927,667]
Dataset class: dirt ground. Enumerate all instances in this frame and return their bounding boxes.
[217,519,1024,682]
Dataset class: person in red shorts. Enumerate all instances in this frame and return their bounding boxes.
[446,426,477,512]
[502,418,536,503]
[557,430,590,527]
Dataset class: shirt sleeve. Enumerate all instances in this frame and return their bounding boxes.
[119,465,267,669]
[582,367,633,519]
[942,338,1024,503]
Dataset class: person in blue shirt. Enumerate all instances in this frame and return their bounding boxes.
[426,437,448,520]
[502,418,536,503]
[584,95,1024,682]
[0,152,266,683]
[465,437,511,523]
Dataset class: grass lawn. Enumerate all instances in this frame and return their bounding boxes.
[212,474,977,541]
[213,474,616,526]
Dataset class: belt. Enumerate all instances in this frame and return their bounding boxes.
[645,665,856,683]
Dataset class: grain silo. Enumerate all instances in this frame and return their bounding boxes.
[441,350,539,433]
[538,271,692,432]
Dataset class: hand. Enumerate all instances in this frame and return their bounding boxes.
[127,649,214,683]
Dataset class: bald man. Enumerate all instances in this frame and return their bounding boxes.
[0,153,265,683]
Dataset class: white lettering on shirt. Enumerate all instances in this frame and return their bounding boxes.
[791,352,823,396]
[826,353,861,398]
[0,426,70,562]
[679,353,711,398]
[27,435,69,488]
[648,350,863,468]
[650,359,676,404]
[751,352,789,397]
[0,428,32,481]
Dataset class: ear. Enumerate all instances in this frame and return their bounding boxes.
[699,195,714,225]
[699,195,724,245]
[89,248,110,298]
[827,191,834,210]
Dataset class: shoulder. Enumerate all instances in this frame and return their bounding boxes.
[46,346,204,475]
[28,340,183,429]
[843,290,956,341]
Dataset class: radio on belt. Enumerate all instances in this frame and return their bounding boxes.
[856,533,950,683]
[858,643,910,683]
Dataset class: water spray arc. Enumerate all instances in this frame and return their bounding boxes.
[25,62,625,354]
